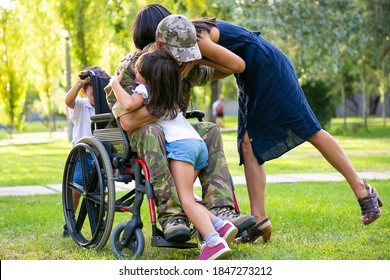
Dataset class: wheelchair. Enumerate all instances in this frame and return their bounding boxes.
[62,70,241,258]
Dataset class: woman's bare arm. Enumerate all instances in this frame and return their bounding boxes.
[197,29,246,74]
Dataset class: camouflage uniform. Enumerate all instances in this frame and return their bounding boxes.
[127,122,235,227]
[105,45,235,228]
[105,50,141,118]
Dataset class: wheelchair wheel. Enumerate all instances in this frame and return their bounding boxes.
[111,222,145,258]
[62,136,115,250]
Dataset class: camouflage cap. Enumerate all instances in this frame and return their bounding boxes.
[156,14,202,63]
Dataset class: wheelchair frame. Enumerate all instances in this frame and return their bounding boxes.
[62,70,240,258]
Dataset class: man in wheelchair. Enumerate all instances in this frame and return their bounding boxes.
[104,6,255,242]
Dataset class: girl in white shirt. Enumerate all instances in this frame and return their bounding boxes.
[110,50,237,260]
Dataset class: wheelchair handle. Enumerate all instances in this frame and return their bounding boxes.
[185,110,205,122]
[91,113,115,123]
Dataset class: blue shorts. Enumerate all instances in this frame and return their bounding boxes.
[166,139,208,170]
[73,153,93,185]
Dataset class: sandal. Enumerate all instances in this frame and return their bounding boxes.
[358,180,384,226]
[234,218,272,243]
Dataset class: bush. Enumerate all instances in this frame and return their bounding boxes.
[301,80,337,128]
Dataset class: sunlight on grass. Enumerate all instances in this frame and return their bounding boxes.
[221,117,390,176]
[1,180,388,260]
[0,140,70,186]
[0,118,389,260]
[1,118,390,186]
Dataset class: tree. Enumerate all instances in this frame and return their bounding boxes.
[365,0,390,126]
[0,2,28,137]
[0,0,387,131]
[323,1,363,130]
[58,0,96,70]
[234,1,341,125]
[204,0,236,120]
[302,80,335,128]
[234,0,383,129]
[21,0,64,135]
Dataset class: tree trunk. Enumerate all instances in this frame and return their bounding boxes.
[381,59,387,126]
[340,76,347,130]
[361,60,369,131]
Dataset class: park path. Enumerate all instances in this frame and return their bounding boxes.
[1,130,389,196]
[1,171,390,196]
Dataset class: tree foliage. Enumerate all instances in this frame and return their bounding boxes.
[0,2,28,136]
[0,0,389,135]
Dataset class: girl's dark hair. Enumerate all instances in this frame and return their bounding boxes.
[192,17,217,37]
[132,4,171,50]
[135,50,186,120]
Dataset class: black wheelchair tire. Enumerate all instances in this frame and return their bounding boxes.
[62,136,115,250]
[111,222,145,258]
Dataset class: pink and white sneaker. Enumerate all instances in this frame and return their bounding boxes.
[217,220,238,244]
[198,238,231,260]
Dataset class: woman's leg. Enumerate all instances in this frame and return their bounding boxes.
[307,129,366,199]
[309,129,383,225]
[241,133,270,227]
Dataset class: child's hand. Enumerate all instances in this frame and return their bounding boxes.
[109,69,125,86]
[76,72,91,86]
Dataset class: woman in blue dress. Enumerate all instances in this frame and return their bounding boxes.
[192,18,383,243]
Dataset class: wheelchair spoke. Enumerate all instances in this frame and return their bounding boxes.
[85,161,99,193]
[67,181,84,196]
[75,199,88,233]
[85,199,99,234]
[79,150,91,189]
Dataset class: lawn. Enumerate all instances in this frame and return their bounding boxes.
[0,137,71,186]
[0,180,389,260]
[1,117,389,186]
[0,117,389,260]
[222,116,390,176]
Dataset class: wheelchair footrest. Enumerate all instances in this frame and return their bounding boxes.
[151,236,198,249]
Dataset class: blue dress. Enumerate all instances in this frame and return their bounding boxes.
[216,20,322,165]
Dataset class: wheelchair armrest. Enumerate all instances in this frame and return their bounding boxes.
[91,113,115,123]
[186,110,205,122]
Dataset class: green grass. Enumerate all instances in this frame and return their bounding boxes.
[0,120,68,140]
[222,117,390,176]
[1,118,389,186]
[0,139,71,186]
[224,134,390,175]
[0,117,389,260]
[0,180,388,260]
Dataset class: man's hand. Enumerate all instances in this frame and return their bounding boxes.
[180,60,199,78]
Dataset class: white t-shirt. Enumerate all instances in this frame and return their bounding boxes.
[66,98,95,146]
[158,114,202,143]
[134,84,202,143]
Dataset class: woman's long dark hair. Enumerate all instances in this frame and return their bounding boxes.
[192,17,217,37]
[135,50,186,120]
[132,4,171,50]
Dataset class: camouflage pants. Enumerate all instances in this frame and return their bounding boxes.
[127,122,234,228]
